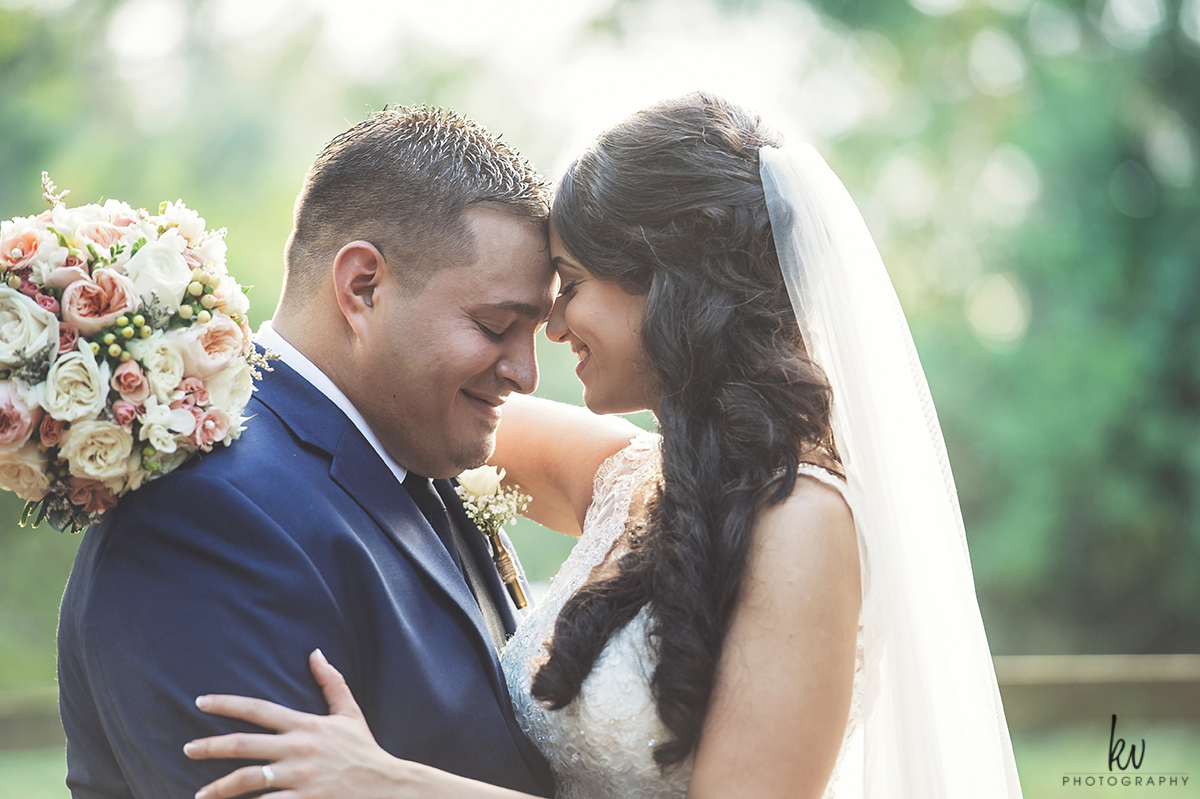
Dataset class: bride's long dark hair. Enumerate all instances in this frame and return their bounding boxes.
[531,91,841,767]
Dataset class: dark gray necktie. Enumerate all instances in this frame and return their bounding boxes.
[402,473,464,577]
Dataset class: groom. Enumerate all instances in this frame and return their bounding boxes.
[57,107,557,797]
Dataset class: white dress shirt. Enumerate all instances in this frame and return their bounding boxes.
[255,321,407,485]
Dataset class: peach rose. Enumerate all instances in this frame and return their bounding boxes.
[111,400,138,431]
[172,315,244,379]
[110,360,151,405]
[77,220,123,251]
[0,227,44,273]
[191,407,231,452]
[45,263,91,291]
[39,414,66,447]
[68,476,119,514]
[62,268,141,336]
[0,382,41,453]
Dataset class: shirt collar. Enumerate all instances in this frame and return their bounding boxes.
[256,320,407,484]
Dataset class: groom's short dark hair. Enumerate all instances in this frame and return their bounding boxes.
[284,105,550,297]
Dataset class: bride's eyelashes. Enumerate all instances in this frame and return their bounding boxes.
[557,280,579,297]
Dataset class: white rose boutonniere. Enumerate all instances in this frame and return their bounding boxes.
[455,465,532,609]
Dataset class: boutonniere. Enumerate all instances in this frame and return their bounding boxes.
[455,466,531,609]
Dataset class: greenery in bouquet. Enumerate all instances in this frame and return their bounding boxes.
[0,175,271,533]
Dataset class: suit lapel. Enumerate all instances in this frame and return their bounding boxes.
[254,359,508,698]
[327,429,506,672]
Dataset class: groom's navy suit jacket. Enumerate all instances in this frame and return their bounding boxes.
[57,358,555,798]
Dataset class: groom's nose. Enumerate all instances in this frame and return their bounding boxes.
[495,332,539,394]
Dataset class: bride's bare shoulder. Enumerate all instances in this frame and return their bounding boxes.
[751,467,860,602]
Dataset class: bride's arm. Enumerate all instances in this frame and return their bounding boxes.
[186,650,543,799]
[490,393,643,536]
[686,476,862,799]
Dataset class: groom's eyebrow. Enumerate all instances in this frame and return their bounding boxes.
[477,300,549,320]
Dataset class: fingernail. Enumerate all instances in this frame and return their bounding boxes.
[183,742,195,757]
[195,695,211,710]
[314,648,328,665]
[196,790,208,799]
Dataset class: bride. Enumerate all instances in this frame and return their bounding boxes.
[184,92,1023,798]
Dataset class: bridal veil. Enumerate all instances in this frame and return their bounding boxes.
[760,145,1024,798]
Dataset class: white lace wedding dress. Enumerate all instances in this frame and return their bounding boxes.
[501,433,865,799]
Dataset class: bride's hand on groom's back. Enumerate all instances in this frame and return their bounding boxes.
[185,650,408,799]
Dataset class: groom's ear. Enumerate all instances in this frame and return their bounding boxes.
[332,240,387,338]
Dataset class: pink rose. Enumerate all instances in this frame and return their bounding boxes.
[39,414,66,447]
[68,476,119,515]
[58,323,79,355]
[36,293,60,315]
[110,360,151,404]
[169,377,209,410]
[173,315,244,379]
[0,382,41,453]
[18,278,38,298]
[61,268,141,336]
[191,407,231,452]
[111,400,138,431]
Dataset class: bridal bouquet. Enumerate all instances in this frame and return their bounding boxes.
[0,175,269,533]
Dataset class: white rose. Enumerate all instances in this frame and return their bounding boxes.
[212,275,249,318]
[43,340,110,422]
[206,358,254,416]
[51,204,106,244]
[138,396,196,455]
[159,200,206,247]
[106,447,150,497]
[123,239,192,314]
[457,465,505,498]
[198,235,227,270]
[0,440,50,501]
[59,419,134,481]
[128,332,185,404]
[0,286,59,370]
[24,230,69,285]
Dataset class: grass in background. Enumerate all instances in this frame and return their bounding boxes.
[0,747,67,799]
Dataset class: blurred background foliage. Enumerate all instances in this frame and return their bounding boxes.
[0,0,1197,699]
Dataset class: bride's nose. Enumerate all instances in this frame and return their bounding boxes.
[545,295,570,343]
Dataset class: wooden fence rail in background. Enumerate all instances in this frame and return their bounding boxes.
[0,655,1197,750]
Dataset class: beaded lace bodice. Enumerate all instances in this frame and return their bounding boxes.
[501,433,865,799]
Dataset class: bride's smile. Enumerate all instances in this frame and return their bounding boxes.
[546,222,654,416]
